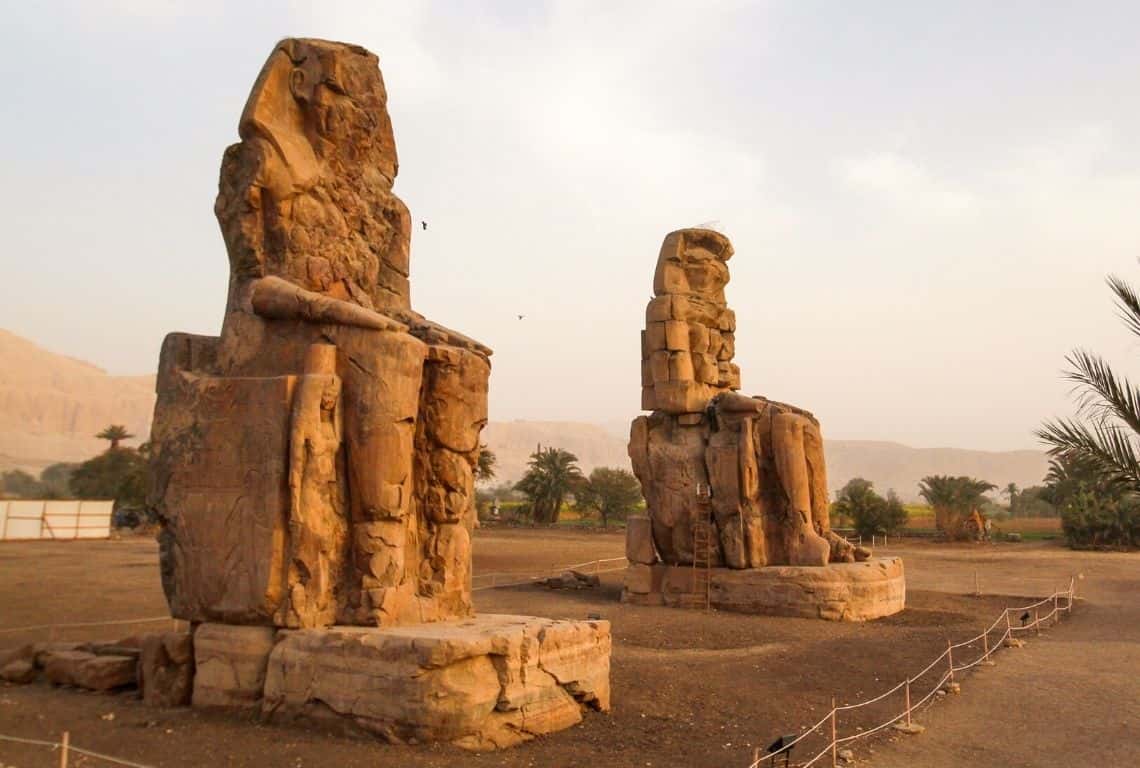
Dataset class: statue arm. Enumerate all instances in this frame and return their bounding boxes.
[251,276,408,333]
[397,310,492,357]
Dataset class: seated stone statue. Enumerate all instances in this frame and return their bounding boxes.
[149,39,490,630]
[629,229,868,569]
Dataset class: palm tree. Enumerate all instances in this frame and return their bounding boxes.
[514,446,583,524]
[96,425,135,451]
[1037,275,1140,489]
[1003,482,1020,517]
[918,475,996,538]
[475,445,497,483]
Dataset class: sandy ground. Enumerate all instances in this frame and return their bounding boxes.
[0,529,1136,768]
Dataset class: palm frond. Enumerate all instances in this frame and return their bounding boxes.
[1108,274,1140,339]
[1063,349,1140,434]
[1036,417,1140,487]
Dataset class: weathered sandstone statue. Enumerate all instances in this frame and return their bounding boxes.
[147,39,609,748]
[625,229,904,620]
[150,38,486,630]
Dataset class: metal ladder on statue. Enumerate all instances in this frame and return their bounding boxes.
[688,483,714,611]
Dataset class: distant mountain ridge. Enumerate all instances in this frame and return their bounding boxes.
[0,329,1048,499]
[0,329,153,473]
[482,422,1048,503]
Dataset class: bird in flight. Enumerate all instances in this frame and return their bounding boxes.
[421,221,428,230]
[517,314,525,320]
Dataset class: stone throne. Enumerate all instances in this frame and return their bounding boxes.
[623,229,905,620]
[148,38,609,748]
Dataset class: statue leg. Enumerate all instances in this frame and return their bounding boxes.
[771,412,830,566]
[334,328,427,625]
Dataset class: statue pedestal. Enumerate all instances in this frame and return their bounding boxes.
[191,615,610,750]
[622,557,906,621]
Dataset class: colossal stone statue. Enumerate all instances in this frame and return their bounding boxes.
[147,40,610,747]
[625,229,904,620]
[149,39,489,629]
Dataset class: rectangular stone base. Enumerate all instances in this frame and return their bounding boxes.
[191,615,610,750]
[622,557,906,621]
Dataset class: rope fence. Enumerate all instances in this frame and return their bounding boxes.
[746,575,1078,768]
[471,556,628,591]
[0,731,157,768]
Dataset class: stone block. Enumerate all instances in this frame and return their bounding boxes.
[663,321,689,351]
[43,650,137,691]
[625,515,657,565]
[718,331,735,361]
[688,322,710,353]
[641,386,656,411]
[645,321,667,351]
[140,632,194,707]
[668,351,694,381]
[153,374,295,625]
[645,295,673,323]
[0,646,36,684]
[623,563,667,595]
[693,352,719,385]
[192,624,277,708]
[653,380,710,414]
[624,558,906,621]
[262,615,610,749]
[649,350,670,383]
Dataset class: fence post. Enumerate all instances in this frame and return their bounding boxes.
[1004,608,1012,641]
[1053,593,1059,625]
[60,731,69,768]
[1035,608,1041,636]
[904,677,912,726]
[947,639,954,682]
[982,627,989,661]
[974,570,980,596]
[830,697,838,767]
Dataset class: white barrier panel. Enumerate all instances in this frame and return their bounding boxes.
[0,500,113,541]
[76,501,113,539]
[3,501,44,540]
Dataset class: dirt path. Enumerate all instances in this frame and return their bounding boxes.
[865,544,1140,767]
[0,533,1136,767]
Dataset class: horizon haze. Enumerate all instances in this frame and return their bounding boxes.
[3,2,1139,452]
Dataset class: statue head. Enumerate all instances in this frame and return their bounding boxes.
[239,38,398,189]
[653,228,732,301]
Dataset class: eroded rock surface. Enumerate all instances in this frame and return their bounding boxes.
[261,615,610,750]
[631,229,868,569]
[140,632,194,707]
[148,38,490,630]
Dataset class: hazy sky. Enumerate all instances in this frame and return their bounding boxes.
[3,1,1139,451]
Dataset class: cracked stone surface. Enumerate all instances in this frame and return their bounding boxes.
[260,615,611,749]
[147,38,490,630]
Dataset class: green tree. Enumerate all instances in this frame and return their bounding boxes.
[1,469,44,498]
[1041,452,1139,548]
[70,446,147,510]
[918,475,997,539]
[1036,275,1140,546]
[832,478,907,538]
[39,463,79,499]
[577,467,643,527]
[475,445,497,483]
[1003,482,1019,516]
[514,446,583,524]
[96,424,135,451]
